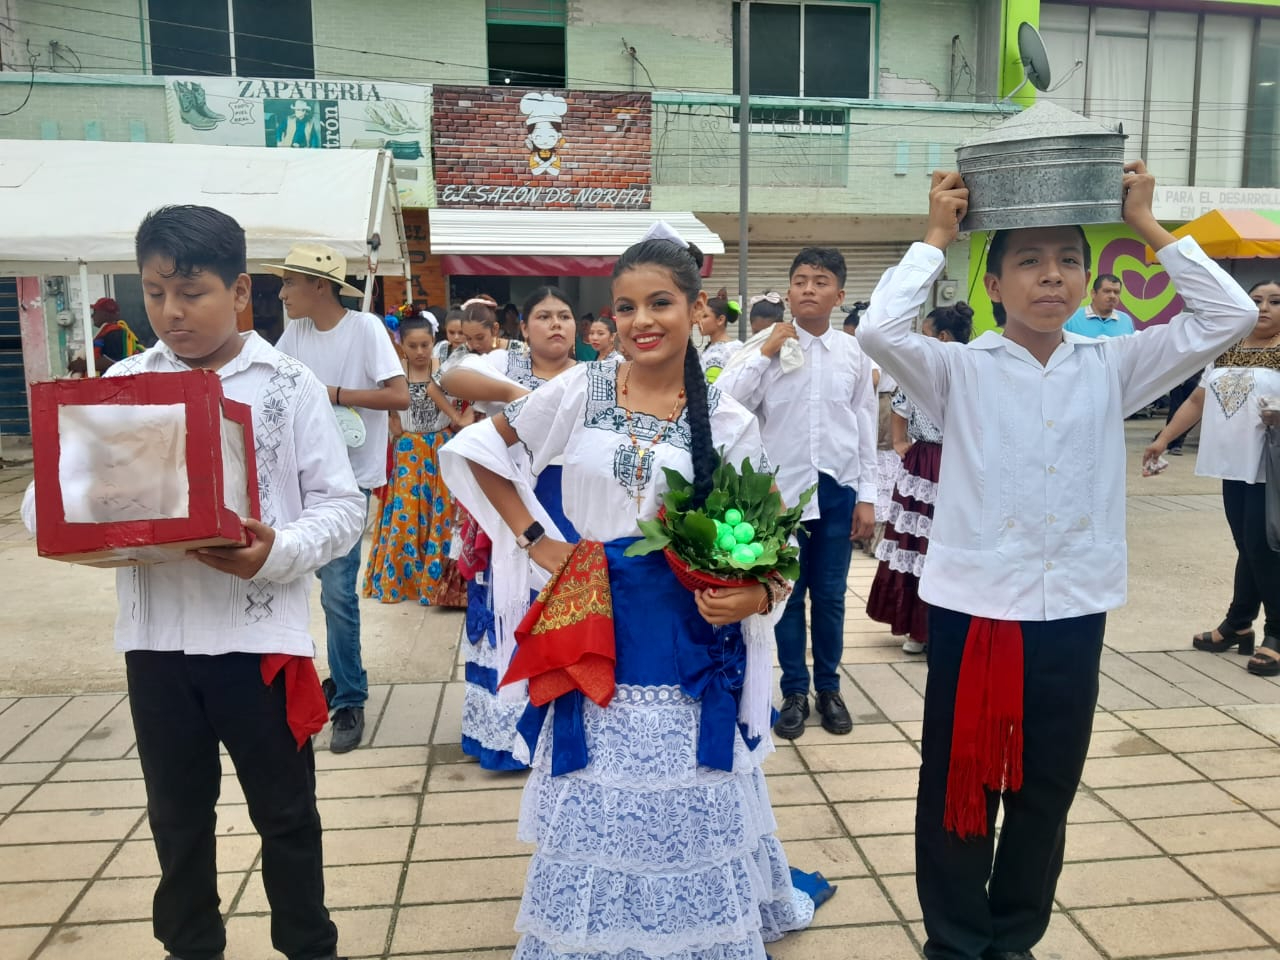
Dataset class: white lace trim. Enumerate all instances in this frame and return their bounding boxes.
[875,451,902,522]
[884,502,933,539]
[514,939,766,960]
[462,636,528,754]
[895,471,939,504]
[462,683,528,754]
[514,813,812,955]
[874,542,927,577]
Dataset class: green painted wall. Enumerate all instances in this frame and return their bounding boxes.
[313,0,487,85]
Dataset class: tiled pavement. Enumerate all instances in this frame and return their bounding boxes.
[1,466,1279,957]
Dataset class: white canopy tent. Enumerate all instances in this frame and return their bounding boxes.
[0,139,410,375]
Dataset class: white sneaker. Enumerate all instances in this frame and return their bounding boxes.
[902,638,926,654]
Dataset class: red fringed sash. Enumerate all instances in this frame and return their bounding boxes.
[943,617,1024,839]
[502,540,616,707]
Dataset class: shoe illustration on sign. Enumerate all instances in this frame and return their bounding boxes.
[174,81,226,131]
[364,101,421,136]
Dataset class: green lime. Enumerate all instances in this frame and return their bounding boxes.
[731,543,755,564]
[724,508,743,526]
[748,542,765,559]
[716,531,738,551]
[733,521,755,544]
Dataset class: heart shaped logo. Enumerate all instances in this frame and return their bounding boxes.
[1098,237,1185,327]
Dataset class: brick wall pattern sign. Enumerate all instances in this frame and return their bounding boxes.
[433,86,651,210]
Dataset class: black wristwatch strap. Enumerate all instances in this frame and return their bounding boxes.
[516,521,545,550]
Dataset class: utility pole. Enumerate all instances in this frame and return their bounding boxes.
[737,0,750,340]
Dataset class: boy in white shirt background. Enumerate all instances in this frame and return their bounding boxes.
[26,206,366,960]
[858,165,1256,960]
[716,248,878,741]
[271,244,409,753]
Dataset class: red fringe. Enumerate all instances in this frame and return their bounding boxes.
[943,617,1024,838]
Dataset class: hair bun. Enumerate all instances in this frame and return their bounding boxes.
[685,241,705,271]
[955,301,974,319]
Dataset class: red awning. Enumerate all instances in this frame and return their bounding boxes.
[441,253,715,278]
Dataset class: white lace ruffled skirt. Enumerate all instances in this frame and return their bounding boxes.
[512,684,815,959]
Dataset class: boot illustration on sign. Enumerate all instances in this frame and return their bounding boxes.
[174,81,225,131]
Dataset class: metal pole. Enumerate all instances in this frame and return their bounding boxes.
[737,0,750,341]
[79,261,96,378]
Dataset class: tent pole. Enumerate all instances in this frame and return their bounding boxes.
[363,150,392,314]
[79,261,96,378]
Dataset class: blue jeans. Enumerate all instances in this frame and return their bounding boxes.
[317,489,369,711]
[776,473,857,696]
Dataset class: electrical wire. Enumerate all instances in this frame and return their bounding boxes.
[0,47,38,116]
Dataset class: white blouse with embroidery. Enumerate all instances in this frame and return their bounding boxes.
[1196,343,1280,484]
[504,362,769,543]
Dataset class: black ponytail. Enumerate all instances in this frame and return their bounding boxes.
[683,340,715,508]
[614,234,715,508]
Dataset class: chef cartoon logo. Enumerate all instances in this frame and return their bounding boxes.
[521,92,567,177]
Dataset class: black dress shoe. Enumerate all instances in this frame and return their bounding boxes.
[773,693,810,740]
[816,690,853,735]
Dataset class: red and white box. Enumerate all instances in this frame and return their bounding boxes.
[30,370,260,567]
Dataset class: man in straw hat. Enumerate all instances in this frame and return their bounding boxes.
[269,243,409,753]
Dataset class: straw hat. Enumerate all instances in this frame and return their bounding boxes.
[262,243,364,297]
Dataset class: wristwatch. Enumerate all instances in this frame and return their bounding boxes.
[515,521,545,550]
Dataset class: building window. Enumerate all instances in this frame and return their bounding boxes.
[732,2,874,103]
[486,0,566,88]
[1039,3,1280,189]
[148,0,314,78]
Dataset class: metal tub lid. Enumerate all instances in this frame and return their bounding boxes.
[956,102,1127,232]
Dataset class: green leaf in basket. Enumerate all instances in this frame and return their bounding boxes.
[679,511,719,550]
[705,489,730,515]
[624,518,672,557]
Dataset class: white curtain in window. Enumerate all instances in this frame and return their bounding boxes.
[1089,8,1149,152]
[1147,12,1198,184]
[1196,15,1253,187]
[1039,4,1088,114]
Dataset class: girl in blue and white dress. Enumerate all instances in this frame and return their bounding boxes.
[440,288,579,770]
[442,225,829,958]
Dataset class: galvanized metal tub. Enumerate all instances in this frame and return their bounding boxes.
[956,102,1127,232]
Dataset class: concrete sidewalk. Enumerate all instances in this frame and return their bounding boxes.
[0,424,1278,959]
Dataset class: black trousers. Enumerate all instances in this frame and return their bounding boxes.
[126,651,338,960]
[1222,479,1280,640]
[915,608,1105,960]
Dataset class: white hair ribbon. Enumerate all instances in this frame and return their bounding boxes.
[419,310,440,335]
[641,220,690,249]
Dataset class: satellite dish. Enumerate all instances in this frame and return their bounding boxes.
[1017,22,1053,93]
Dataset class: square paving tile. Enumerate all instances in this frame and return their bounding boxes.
[1232,892,1280,943]
[0,841,115,882]
[0,879,85,925]
[1063,820,1160,861]
[320,825,413,866]
[1144,724,1275,753]
[392,899,521,952]
[835,799,916,836]
[1080,752,1202,789]
[1181,747,1280,781]
[1086,729,1165,758]
[1134,811,1280,854]
[35,920,156,960]
[815,767,918,803]
[314,765,425,800]
[809,876,898,926]
[772,804,845,842]
[411,822,531,860]
[879,872,923,922]
[1115,706,1230,729]
[1073,899,1264,956]
[419,788,523,826]
[1179,848,1280,896]
[855,833,915,877]
[767,923,918,960]
[765,773,827,806]
[0,926,46,960]
[1094,780,1246,819]
[780,837,869,880]
[795,741,921,773]
[1221,776,1280,809]
[238,862,402,912]
[1054,855,1208,908]
[402,856,527,904]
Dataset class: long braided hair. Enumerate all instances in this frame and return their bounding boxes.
[612,239,716,508]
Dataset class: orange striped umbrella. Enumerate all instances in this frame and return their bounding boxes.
[1146,208,1280,262]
